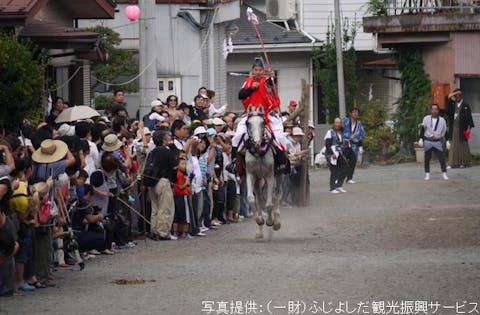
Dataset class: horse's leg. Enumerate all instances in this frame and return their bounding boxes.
[265,168,275,227]
[255,222,264,239]
[272,173,282,231]
[273,206,281,231]
[247,173,264,227]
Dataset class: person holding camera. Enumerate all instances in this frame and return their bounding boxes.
[71,185,114,255]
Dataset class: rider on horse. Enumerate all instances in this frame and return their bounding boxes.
[228,57,291,172]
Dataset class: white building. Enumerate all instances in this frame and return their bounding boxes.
[300,0,401,121]
[80,0,320,121]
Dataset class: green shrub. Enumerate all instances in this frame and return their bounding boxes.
[364,0,388,16]
[94,95,112,112]
[394,49,430,153]
[360,100,398,160]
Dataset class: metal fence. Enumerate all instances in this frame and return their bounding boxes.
[381,0,480,15]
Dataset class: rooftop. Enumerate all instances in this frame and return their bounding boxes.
[231,5,318,50]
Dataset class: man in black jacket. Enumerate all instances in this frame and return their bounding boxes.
[146,129,178,240]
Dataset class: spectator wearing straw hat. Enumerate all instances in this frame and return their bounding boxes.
[31,139,75,183]
[30,139,74,288]
[288,127,308,205]
[212,117,226,134]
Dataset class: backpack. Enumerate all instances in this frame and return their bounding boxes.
[143,114,156,131]
[142,148,161,187]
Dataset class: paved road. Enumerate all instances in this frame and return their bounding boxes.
[2,163,480,315]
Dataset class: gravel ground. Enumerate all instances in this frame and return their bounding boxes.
[1,162,479,315]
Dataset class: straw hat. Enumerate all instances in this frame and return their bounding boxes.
[212,117,225,126]
[292,127,305,136]
[102,134,123,152]
[32,139,68,163]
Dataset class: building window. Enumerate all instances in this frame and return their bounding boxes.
[158,77,181,102]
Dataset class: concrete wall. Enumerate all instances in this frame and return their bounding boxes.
[80,3,238,111]
[80,4,205,111]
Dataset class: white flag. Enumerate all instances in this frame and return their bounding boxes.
[246,7,259,25]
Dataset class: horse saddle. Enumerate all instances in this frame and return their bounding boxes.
[234,146,290,177]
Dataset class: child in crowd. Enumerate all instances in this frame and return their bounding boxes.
[173,158,191,240]
[74,169,89,202]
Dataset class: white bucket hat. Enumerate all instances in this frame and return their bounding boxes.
[292,127,305,136]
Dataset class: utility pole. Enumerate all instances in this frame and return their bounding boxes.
[139,0,158,119]
[334,0,346,118]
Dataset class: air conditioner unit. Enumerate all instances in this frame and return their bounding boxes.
[266,0,296,20]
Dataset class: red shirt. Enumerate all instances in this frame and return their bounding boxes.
[173,170,189,196]
[241,76,280,113]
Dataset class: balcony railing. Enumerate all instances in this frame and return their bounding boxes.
[370,0,480,16]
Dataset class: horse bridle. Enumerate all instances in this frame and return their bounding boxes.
[245,112,274,157]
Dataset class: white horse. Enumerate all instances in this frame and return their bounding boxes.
[244,105,283,239]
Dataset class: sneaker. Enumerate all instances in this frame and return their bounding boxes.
[127,241,137,248]
[424,173,430,181]
[337,187,347,193]
[89,249,101,255]
[178,233,193,240]
[84,254,96,260]
[442,172,449,180]
[194,232,207,237]
[57,263,71,269]
[200,226,209,233]
[447,165,452,169]
[169,234,178,240]
[330,189,340,194]
[102,249,115,255]
[18,283,35,292]
[346,179,356,184]
[211,219,222,226]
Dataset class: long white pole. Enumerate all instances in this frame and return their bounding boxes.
[334,0,346,118]
[139,0,158,119]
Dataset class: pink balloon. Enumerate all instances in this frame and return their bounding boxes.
[125,4,141,22]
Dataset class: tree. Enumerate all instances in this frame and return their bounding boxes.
[393,48,431,153]
[0,33,47,131]
[87,26,139,93]
[313,19,358,122]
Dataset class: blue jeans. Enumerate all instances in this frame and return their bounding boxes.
[282,174,291,203]
[239,181,249,217]
[201,189,211,227]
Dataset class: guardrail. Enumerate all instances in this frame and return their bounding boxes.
[376,0,479,15]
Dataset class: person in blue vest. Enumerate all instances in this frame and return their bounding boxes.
[342,108,366,184]
[143,100,166,131]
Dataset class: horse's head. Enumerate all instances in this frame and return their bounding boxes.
[246,105,266,150]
